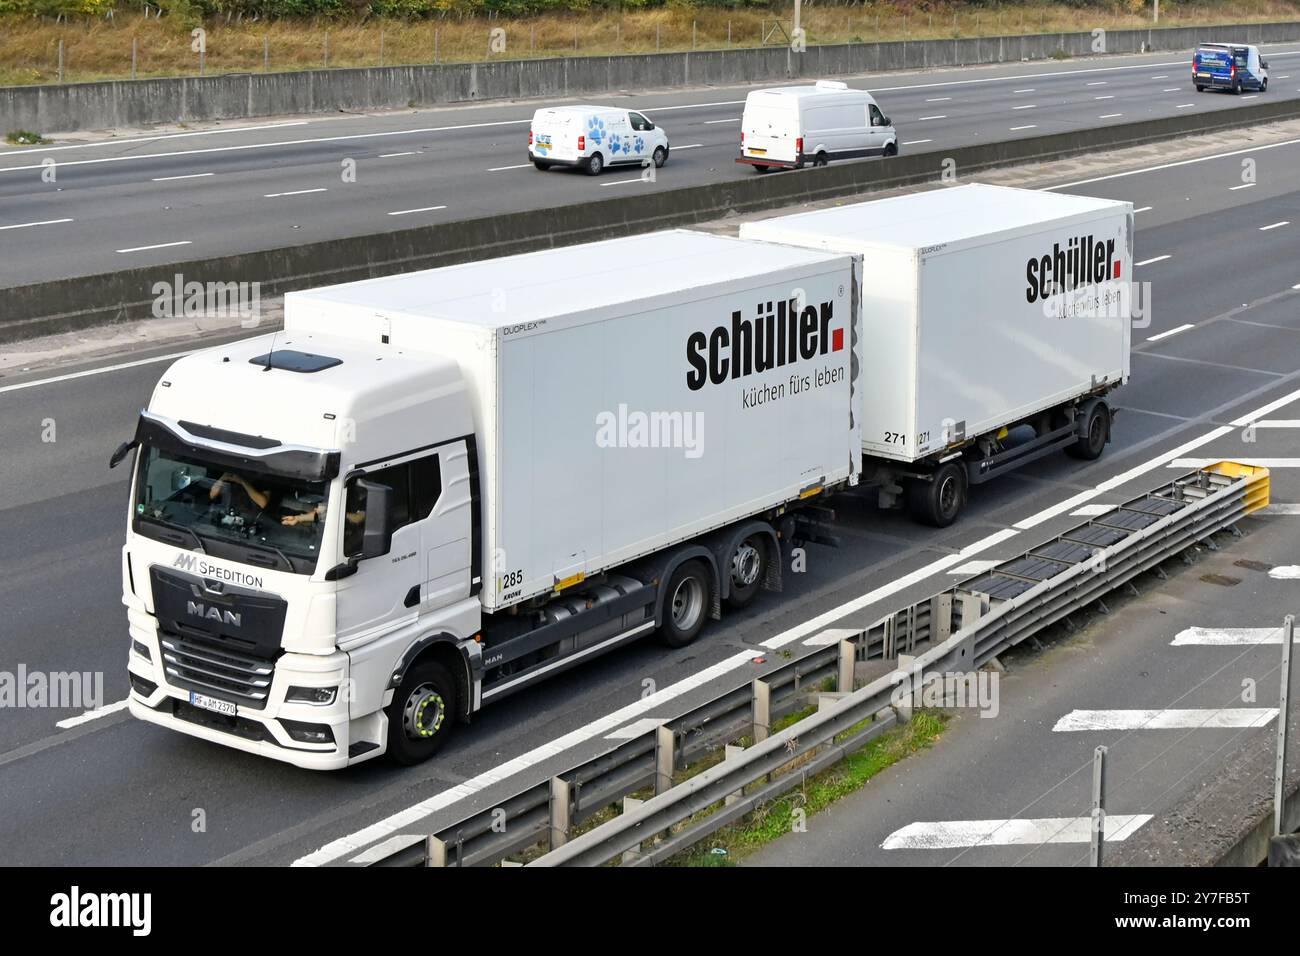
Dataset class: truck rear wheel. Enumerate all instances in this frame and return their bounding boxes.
[1068,403,1110,461]
[660,560,711,647]
[725,535,768,610]
[907,461,967,528]
[386,660,457,765]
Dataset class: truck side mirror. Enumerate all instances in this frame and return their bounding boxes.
[357,479,394,560]
[109,439,137,469]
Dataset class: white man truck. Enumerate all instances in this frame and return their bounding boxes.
[741,183,1134,526]
[116,231,863,769]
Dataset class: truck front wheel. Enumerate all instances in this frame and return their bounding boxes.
[386,660,457,765]
[725,535,769,609]
[1068,403,1110,461]
[660,560,711,647]
[907,461,967,528]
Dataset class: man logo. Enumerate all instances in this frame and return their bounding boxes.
[186,601,241,628]
[173,553,197,572]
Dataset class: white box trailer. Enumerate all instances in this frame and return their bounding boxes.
[286,230,862,613]
[740,183,1133,526]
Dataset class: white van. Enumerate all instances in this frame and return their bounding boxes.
[737,81,898,173]
[529,105,671,176]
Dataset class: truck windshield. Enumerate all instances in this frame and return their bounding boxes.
[133,445,330,574]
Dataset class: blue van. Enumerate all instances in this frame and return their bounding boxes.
[1193,43,1269,94]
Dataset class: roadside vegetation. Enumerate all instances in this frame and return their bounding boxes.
[1,0,1297,87]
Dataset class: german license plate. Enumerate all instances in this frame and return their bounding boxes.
[749,148,767,155]
[190,691,236,717]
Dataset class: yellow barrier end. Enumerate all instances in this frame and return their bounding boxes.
[1206,461,1271,514]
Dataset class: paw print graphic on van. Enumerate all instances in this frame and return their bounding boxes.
[633,136,645,154]
[586,116,605,145]
[609,133,623,154]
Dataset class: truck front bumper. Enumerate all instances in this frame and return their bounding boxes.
[126,611,381,771]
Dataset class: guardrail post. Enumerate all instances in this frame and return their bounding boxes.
[931,593,952,643]
[655,725,675,794]
[425,835,448,867]
[752,678,771,743]
[622,797,644,863]
[1275,615,1295,836]
[837,639,855,692]
[893,654,916,723]
[1090,745,1107,867]
[724,745,744,805]
[549,776,571,850]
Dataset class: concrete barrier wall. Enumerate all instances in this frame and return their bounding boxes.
[6,96,1300,343]
[4,20,1299,134]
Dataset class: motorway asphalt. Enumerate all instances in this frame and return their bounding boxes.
[0,132,1298,866]
[2,42,1300,287]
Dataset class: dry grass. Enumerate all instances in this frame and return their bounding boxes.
[2,1,1298,86]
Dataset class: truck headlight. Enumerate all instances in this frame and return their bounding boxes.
[286,685,337,706]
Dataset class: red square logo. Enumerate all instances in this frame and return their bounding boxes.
[832,328,844,352]
[1113,260,1121,278]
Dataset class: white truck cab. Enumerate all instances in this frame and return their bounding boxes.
[738,81,897,172]
[529,105,670,175]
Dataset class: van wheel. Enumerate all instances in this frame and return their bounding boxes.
[1068,403,1110,461]
[1232,77,1242,94]
[1262,78,1268,92]
[660,560,711,648]
[884,141,898,156]
[386,661,457,765]
[753,164,772,174]
[652,146,667,168]
[1195,84,1204,92]
[586,152,604,175]
[725,535,769,610]
[533,160,551,171]
[907,461,967,528]
[813,151,828,167]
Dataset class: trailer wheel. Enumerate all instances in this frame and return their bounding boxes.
[386,660,457,765]
[725,535,768,610]
[907,461,967,528]
[1068,403,1110,461]
[660,560,711,647]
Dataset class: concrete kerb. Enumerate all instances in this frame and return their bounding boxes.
[5,96,1300,343]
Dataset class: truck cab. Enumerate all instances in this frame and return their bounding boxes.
[120,335,482,770]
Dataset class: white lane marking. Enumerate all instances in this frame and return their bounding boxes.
[1295,284,1300,290]
[0,121,310,156]
[1014,88,1035,93]
[487,163,531,171]
[1010,125,1037,131]
[1152,74,1169,79]
[1053,708,1278,732]
[1279,75,1293,79]
[1087,81,1108,86]
[801,628,861,647]
[1230,183,1257,190]
[672,143,704,149]
[55,699,129,730]
[1230,386,1300,427]
[605,717,667,740]
[1147,322,1194,341]
[902,139,933,145]
[1012,104,1036,110]
[378,151,416,158]
[151,172,214,182]
[0,349,196,395]
[1071,504,1116,517]
[1133,205,1151,212]
[1260,503,1300,514]
[1050,136,1300,189]
[882,815,1152,849]
[1095,95,1115,100]
[1175,103,1196,109]
[1241,95,1259,100]
[116,240,192,253]
[387,205,447,215]
[348,834,424,865]
[0,217,73,231]
[292,649,759,866]
[704,117,739,124]
[1270,566,1300,580]
[600,178,646,187]
[1172,627,1292,645]
[1163,87,1183,92]
[264,188,327,198]
[1100,113,1124,119]
[1260,221,1290,231]
[948,560,1001,576]
[1136,254,1171,266]
[286,384,1300,866]
[1255,420,1300,428]
[1168,458,1300,468]
[918,115,947,121]
[925,96,952,102]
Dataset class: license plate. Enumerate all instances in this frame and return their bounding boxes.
[537,134,551,146]
[749,148,767,155]
[190,691,236,717]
